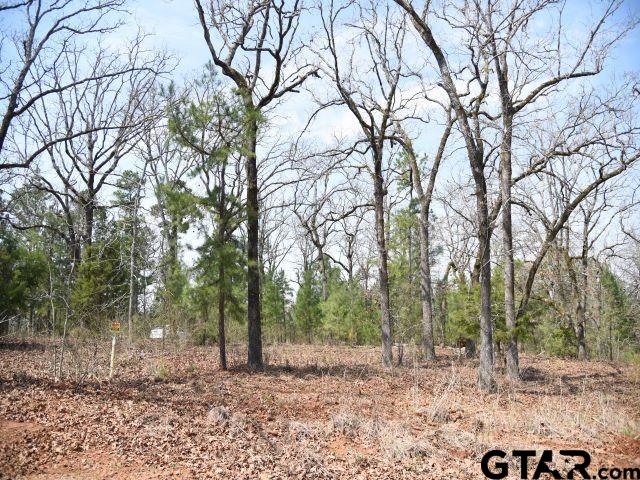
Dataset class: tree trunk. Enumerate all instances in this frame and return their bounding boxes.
[318,248,329,301]
[500,113,519,381]
[465,339,476,358]
[576,244,589,360]
[168,223,179,268]
[127,177,143,343]
[408,176,414,288]
[474,168,496,391]
[437,281,447,347]
[218,160,228,370]
[576,302,588,360]
[402,127,446,361]
[418,201,436,360]
[127,226,137,342]
[69,232,81,274]
[83,199,94,254]
[218,259,227,370]
[245,111,262,369]
[373,149,393,368]
[490,37,520,381]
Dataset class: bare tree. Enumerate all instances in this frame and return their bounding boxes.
[293,167,365,301]
[293,178,334,302]
[337,214,365,283]
[194,0,319,369]
[316,0,422,367]
[27,38,166,267]
[515,80,640,341]
[393,109,453,360]
[0,0,129,170]
[475,0,633,381]
[394,0,497,390]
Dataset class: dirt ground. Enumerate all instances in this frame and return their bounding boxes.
[0,340,638,479]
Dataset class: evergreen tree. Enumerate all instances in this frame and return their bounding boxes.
[0,223,47,334]
[293,268,323,342]
[262,268,291,343]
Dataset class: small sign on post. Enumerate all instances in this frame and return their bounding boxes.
[109,322,120,379]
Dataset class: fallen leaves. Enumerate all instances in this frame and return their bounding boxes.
[0,341,638,479]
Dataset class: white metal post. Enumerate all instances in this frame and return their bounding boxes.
[109,334,116,379]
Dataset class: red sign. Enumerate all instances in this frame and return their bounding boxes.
[111,322,121,332]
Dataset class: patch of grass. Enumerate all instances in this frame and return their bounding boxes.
[331,411,361,438]
[621,423,640,439]
[154,359,168,381]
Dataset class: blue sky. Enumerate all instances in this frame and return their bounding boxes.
[127,0,640,156]
[130,0,640,72]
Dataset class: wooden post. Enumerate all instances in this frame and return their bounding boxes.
[109,334,116,379]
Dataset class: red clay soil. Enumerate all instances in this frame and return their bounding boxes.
[0,341,638,479]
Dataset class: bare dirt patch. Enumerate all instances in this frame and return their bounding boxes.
[1,341,638,479]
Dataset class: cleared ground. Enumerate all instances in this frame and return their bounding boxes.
[0,341,638,479]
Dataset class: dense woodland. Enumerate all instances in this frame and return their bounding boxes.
[1,0,639,393]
